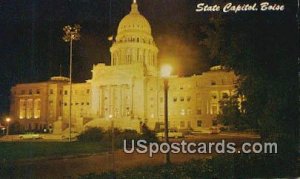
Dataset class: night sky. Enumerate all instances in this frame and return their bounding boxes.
[0,0,297,116]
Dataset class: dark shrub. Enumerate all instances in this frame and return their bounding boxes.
[140,123,158,143]
[77,127,104,142]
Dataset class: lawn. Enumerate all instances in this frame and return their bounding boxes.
[0,141,108,161]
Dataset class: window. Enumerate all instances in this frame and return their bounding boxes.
[211,81,216,85]
[86,102,90,105]
[180,109,185,116]
[87,89,90,94]
[197,120,202,127]
[26,99,33,119]
[173,97,177,102]
[64,90,68,95]
[211,94,217,100]
[187,96,191,102]
[180,121,185,128]
[180,97,184,102]
[19,99,26,119]
[21,90,25,95]
[212,106,218,114]
[187,108,192,115]
[36,89,40,94]
[29,90,32,95]
[49,89,53,94]
[64,103,67,106]
[197,109,202,115]
[160,97,163,103]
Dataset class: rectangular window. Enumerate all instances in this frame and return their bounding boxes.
[173,97,177,102]
[197,120,202,127]
[180,97,184,102]
[187,96,191,102]
[197,109,202,115]
[29,90,32,95]
[212,105,218,114]
[33,99,41,119]
[19,99,26,119]
[87,89,90,94]
[26,99,33,119]
[50,89,53,94]
[160,97,163,103]
[187,108,192,115]
[64,90,68,95]
[36,89,40,94]
[180,121,185,128]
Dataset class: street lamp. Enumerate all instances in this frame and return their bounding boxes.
[6,117,11,136]
[63,24,81,142]
[160,65,172,165]
[109,114,116,177]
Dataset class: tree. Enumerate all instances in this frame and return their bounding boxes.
[217,95,250,130]
[201,1,298,174]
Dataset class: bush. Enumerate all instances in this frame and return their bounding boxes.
[77,127,104,142]
[140,124,158,143]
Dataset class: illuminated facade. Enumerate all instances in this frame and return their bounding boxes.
[10,1,237,133]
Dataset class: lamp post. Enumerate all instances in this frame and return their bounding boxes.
[63,24,81,142]
[109,114,116,177]
[160,65,172,165]
[6,117,11,136]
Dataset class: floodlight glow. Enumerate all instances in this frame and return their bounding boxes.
[6,117,11,122]
[160,65,172,78]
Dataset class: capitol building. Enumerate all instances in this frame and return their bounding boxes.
[10,1,237,134]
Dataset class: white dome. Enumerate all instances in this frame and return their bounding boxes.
[117,2,151,35]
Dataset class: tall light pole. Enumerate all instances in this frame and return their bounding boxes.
[63,24,81,142]
[160,65,172,165]
[109,114,116,178]
[6,117,11,136]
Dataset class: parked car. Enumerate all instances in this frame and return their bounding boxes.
[157,129,184,139]
[19,133,43,140]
